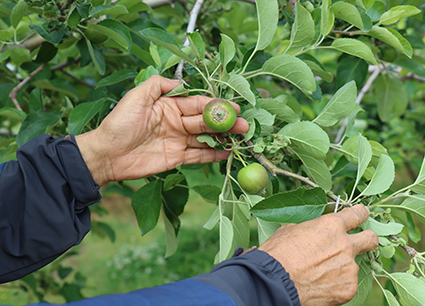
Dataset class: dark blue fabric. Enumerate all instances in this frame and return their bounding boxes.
[0,162,5,177]
[0,279,236,306]
[194,249,300,306]
[0,135,101,283]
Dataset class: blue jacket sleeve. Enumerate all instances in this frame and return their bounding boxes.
[0,134,101,284]
[8,249,300,306]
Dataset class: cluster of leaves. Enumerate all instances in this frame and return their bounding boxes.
[1,0,425,304]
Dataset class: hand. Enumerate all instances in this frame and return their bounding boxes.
[259,205,378,306]
[76,75,249,186]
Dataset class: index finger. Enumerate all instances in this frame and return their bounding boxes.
[337,204,370,232]
[174,96,241,116]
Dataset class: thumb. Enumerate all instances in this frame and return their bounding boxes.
[134,75,182,103]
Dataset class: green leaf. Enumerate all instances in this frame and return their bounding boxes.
[300,54,333,83]
[255,0,278,50]
[292,148,332,191]
[227,73,256,106]
[229,201,250,253]
[81,36,105,75]
[28,23,66,45]
[10,48,30,65]
[352,134,372,185]
[331,2,371,31]
[320,0,334,36]
[412,156,425,194]
[251,186,327,223]
[130,43,155,66]
[33,79,78,100]
[134,66,159,86]
[163,210,178,258]
[0,30,11,41]
[379,5,421,25]
[10,0,27,29]
[89,5,129,17]
[382,289,400,306]
[68,99,105,135]
[92,221,116,243]
[343,260,373,306]
[241,108,275,136]
[0,6,12,18]
[368,26,412,58]
[0,47,10,63]
[279,121,330,160]
[389,273,425,306]
[219,34,235,70]
[341,134,372,169]
[163,83,190,97]
[374,74,408,121]
[366,1,386,21]
[313,81,357,127]
[258,95,300,123]
[244,119,257,142]
[204,207,220,230]
[67,6,81,27]
[76,3,90,18]
[331,38,378,65]
[140,28,193,64]
[394,58,425,78]
[197,134,218,148]
[399,196,425,224]
[192,185,221,203]
[162,172,188,237]
[16,110,62,147]
[187,30,205,60]
[260,54,316,96]
[360,217,403,236]
[289,2,315,49]
[163,173,185,191]
[90,19,132,50]
[336,57,368,89]
[218,215,234,262]
[0,107,26,122]
[34,41,58,63]
[256,218,280,245]
[131,180,162,235]
[360,154,395,196]
[96,69,137,88]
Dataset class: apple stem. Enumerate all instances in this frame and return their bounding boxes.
[233,149,247,167]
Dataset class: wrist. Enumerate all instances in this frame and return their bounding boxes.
[75,131,111,187]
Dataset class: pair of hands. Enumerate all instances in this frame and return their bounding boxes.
[76,75,378,306]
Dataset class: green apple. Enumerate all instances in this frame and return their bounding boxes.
[237,162,269,194]
[202,98,237,132]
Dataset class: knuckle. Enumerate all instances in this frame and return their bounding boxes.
[330,215,345,230]
[345,282,358,300]
[367,230,379,248]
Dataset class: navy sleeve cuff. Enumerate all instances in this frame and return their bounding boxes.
[193,249,300,306]
[56,135,101,211]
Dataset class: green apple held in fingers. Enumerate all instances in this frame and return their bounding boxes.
[237,163,270,195]
[202,98,237,132]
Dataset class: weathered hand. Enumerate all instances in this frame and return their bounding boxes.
[259,204,379,306]
[76,75,249,186]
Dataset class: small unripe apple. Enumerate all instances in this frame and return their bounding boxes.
[202,98,237,132]
[237,162,269,194]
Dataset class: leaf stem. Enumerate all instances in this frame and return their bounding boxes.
[233,149,247,167]
[240,47,257,74]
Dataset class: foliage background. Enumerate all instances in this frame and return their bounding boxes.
[1,0,425,305]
